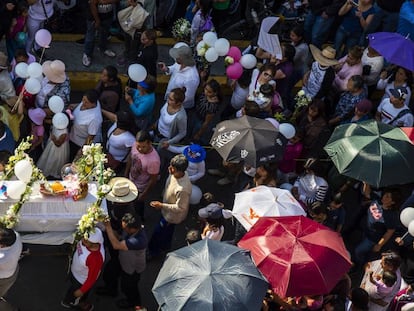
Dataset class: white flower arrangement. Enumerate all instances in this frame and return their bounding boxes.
[172,18,191,41]
[0,136,46,229]
[73,143,115,242]
[294,90,312,109]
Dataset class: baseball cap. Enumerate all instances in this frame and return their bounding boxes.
[390,87,408,101]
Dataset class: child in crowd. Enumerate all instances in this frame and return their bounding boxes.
[27,107,45,162]
[308,201,328,225]
[6,0,29,62]
[326,193,346,233]
[198,202,232,241]
[10,49,36,109]
[368,270,398,301]
[37,113,70,179]
[278,130,302,184]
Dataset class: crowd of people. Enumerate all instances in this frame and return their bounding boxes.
[1,0,414,310]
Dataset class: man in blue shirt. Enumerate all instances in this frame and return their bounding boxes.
[100,213,148,310]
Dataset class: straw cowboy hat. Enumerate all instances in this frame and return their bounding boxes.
[42,60,67,83]
[309,44,339,67]
[106,177,138,203]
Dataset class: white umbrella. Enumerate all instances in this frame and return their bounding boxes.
[232,185,306,231]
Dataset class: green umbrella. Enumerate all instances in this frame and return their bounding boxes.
[324,120,414,188]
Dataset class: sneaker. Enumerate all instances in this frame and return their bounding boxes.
[217,177,233,185]
[102,49,116,57]
[82,53,91,67]
[60,301,74,309]
[207,169,225,177]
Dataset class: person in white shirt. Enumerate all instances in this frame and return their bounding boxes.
[68,89,103,161]
[0,228,22,311]
[26,0,55,54]
[376,86,414,127]
[158,44,200,109]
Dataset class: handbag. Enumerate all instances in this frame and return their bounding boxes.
[117,2,149,38]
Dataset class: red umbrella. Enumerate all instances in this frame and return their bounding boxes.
[238,216,352,298]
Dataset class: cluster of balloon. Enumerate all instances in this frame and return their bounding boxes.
[400,207,414,238]
[196,32,230,63]
[128,64,147,82]
[13,61,43,111]
[7,160,33,199]
[225,47,257,80]
[49,96,69,130]
[34,28,52,62]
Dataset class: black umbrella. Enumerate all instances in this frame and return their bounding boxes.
[210,116,285,167]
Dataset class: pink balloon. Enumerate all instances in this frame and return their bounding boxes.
[227,46,242,62]
[35,29,52,48]
[226,62,243,80]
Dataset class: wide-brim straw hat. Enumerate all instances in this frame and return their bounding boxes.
[309,44,339,67]
[106,177,138,203]
[42,60,67,84]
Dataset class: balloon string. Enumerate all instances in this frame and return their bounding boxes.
[39,47,46,64]
[12,87,25,112]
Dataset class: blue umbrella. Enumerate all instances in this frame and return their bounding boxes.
[152,239,268,311]
[368,32,414,71]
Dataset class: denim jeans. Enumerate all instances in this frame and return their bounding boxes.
[354,236,376,266]
[363,3,400,45]
[334,26,362,58]
[148,216,175,256]
[304,11,335,49]
[84,17,112,57]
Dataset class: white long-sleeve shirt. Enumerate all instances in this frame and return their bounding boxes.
[164,63,200,109]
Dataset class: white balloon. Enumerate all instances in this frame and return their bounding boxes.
[14,160,33,183]
[214,38,230,56]
[196,40,206,52]
[279,123,296,139]
[204,47,219,63]
[203,31,218,47]
[400,207,414,227]
[27,62,43,78]
[128,64,147,82]
[48,95,64,113]
[15,62,29,79]
[240,54,258,69]
[24,78,41,95]
[7,181,27,199]
[190,185,202,205]
[52,112,69,130]
[409,220,414,237]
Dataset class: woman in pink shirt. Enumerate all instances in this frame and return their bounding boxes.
[333,46,364,92]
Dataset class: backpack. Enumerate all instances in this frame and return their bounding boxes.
[199,11,214,32]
